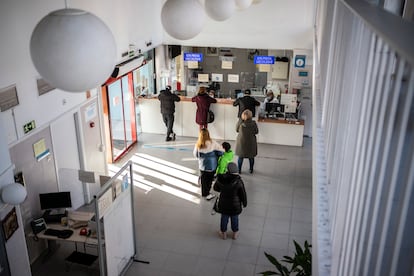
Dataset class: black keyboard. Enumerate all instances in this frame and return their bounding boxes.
[44,228,62,236]
[44,228,73,239]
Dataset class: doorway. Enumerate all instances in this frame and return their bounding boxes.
[103,73,137,162]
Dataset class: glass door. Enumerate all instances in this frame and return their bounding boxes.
[107,73,136,162]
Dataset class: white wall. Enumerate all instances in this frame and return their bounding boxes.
[163,0,314,50]
[0,0,162,274]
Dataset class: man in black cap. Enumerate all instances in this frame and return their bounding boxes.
[158,85,180,141]
[233,89,260,118]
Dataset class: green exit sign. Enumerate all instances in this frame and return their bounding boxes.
[23,120,36,134]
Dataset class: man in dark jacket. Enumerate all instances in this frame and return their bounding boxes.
[158,85,180,141]
[233,89,261,118]
[213,162,247,240]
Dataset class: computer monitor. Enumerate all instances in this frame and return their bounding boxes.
[265,102,285,114]
[234,89,243,99]
[39,192,72,211]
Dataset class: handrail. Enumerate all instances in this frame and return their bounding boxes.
[344,0,414,65]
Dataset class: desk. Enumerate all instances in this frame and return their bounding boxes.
[35,223,100,269]
[36,223,99,245]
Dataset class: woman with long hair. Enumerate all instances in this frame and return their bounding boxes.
[193,128,223,200]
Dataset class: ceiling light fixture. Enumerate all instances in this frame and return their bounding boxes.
[205,0,236,21]
[30,8,116,92]
[236,0,253,10]
[1,183,27,205]
[161,0,205,40]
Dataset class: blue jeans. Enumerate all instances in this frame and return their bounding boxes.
[220,214,239,232]
[237,157,254,172]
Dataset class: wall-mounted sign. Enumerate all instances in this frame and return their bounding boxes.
[23,120,36,134]
[211,73,223,82]
[85,101,97,122]
[33,138,50,161]
[294,55,306,68]
[228,74,239,83]
[198,74,209,82]
[221,60,233,69]
[0,85,19,112]
[258,64,271,72]
[254,55,275,64]
[183,52,203,62]
[188,61,198,69]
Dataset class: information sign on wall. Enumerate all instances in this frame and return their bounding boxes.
[254,55,275,64]
[183,53,203,62]
[23,120,36,134]
[294,55,306,68]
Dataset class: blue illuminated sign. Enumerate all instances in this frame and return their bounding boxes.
[254,56,275,64]
[184,53,203,62]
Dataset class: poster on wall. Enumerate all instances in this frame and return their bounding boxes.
[33,138,50,161]
[187,61,198,69]
[2,208,18,241]
[85,101,97,122]
[228,74,239,83]
[198,74,209,82]
[0,219,11,275]
[211,73,223,82]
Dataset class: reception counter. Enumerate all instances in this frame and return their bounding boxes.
[138,97,304,146]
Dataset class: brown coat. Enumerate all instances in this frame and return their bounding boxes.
[235,119,258,158]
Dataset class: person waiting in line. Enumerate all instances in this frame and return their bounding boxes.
[158,85,180,141]
[213,162,247,240]
[260,90,279,116]
[192,87,217,129]
[235,109,258,174]
[193,129,223,200]
[233,89,260,119]
[216,142,234,175]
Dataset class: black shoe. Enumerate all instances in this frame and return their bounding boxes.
[166,136,172,141]
[172,133,176,141]
[249,169,253,174]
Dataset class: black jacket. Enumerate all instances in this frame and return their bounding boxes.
[213,173,247,215]
[158,89,180,114]
[233,95,260,118]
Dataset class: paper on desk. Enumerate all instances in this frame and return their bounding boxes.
[68,211,94,222]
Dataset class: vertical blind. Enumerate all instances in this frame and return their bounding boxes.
[314,0,414,275]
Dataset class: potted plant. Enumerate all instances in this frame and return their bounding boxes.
[259,240,312,276]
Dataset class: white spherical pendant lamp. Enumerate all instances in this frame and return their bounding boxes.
[205,0,236,21]
[1,183,27,205]
[161,0,205,40]
[30,9,117,92]
[236,0,253,10]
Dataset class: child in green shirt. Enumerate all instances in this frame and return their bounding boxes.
[216,142,234,175]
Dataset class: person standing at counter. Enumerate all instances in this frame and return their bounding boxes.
[158,85,181,141]
[260,90,279,116]
[192,87,217,129]
[193,128,224,200]
[233,89,260,119]
[235,109,258,174]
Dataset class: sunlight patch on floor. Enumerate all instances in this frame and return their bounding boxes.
[108,154,202,204]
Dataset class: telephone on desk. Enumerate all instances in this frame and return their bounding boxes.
[42,209,67,223]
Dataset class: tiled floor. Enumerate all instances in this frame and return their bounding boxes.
[31,133,312,276]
